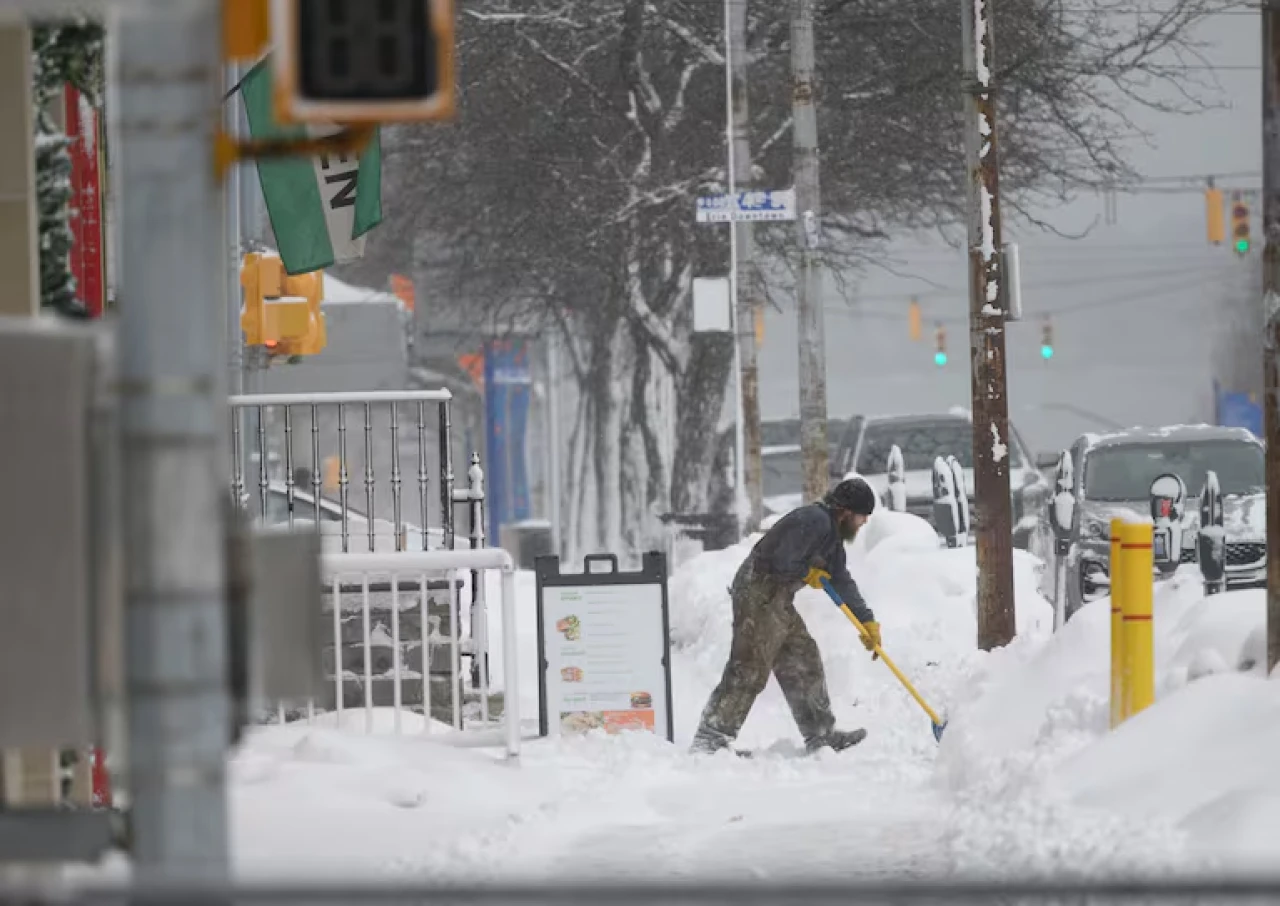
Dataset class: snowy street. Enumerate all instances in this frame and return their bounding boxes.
[83,509,1271,885]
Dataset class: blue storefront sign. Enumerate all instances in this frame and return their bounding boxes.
[1214,380,1262,438]
[483,338,532,544]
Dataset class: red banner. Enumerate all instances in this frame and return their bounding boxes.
[64,85,105,318]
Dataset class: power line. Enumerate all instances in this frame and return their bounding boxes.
[836,261,1233,304]
[823,267,1230,322]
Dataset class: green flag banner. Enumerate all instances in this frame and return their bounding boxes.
[238,56,383,275]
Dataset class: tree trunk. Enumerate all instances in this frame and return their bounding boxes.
[669,331,734,514]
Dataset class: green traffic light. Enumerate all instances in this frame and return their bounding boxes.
[1236,239,1250,254]
[1041,344,1054,360]
[934,351,947,366]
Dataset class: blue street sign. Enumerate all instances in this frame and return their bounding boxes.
[696,189,797,223]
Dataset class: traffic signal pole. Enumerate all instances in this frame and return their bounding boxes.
[961,0,1017,650]
[114,0,232,881]
[1262,0,1280,672]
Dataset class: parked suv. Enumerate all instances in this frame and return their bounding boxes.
[1050,425,1265,619]
[829,411,1050,549]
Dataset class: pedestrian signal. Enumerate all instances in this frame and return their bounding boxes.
[274,0,456,124]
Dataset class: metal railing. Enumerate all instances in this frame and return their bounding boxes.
[272,549,521,759]
[229,390,458,552]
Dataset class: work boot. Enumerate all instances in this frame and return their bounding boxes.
[689,725,733,756]
[805,727,867,755]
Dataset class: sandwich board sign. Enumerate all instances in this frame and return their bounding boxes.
[534,553,674,742]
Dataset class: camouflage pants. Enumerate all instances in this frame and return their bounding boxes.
[696,575,835,744]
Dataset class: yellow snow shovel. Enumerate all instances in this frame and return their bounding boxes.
[814,575,948,742]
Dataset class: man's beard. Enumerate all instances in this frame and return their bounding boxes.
[839,521,859,542]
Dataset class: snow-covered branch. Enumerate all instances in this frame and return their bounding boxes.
[645,3,724,66]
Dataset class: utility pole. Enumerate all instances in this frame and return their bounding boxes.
[728,0,764,530]
[961,0,1017,650]
[791,0,830,501]
[722,0,747,537]
[1263,0,1280,672]
[116,0,232,882]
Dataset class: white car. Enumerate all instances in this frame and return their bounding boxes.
[829,410,1050,550]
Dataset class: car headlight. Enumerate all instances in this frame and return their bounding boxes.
[1084,518,1107,541]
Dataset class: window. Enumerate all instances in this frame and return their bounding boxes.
[855,420,1025,474]
[1083,440,1264,502]
[762,449,804,498]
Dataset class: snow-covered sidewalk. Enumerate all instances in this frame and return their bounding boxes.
[85,509,1280,883]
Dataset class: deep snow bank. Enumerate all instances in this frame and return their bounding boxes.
[1063,672,1280,871]
[938,562,1278,875]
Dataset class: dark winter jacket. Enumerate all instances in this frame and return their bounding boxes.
[733,502,875,623]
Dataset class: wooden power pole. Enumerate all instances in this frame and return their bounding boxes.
[791,0,830,501]
[728,0,764,531]
[961,0,1017,649]
[1263,0,1280,672]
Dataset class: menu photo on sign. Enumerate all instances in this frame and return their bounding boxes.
[535,555,673,742]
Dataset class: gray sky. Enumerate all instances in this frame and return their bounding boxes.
[758,8,1259,458]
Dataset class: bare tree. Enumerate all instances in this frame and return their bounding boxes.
[364,0,1225,556]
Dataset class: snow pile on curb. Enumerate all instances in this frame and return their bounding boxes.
[937,563,1278,876]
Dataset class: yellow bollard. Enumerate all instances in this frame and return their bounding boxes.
[1120,520,1156,720]
[1109,518,1127,729]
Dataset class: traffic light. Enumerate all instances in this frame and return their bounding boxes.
[1041,319,1054,360]
[934,324,947,366]
[1231,194,1250,255]
[272,0,456,125]
[908,298,922,342]
[240,253,327,359]
[1205,187,1224,245]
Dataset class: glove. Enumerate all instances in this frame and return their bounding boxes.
[860,621,882,660]
[804,567,831,589]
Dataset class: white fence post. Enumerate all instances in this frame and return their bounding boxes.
[294,549,521,759]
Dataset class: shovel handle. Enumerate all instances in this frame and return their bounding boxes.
[819,578,946,728]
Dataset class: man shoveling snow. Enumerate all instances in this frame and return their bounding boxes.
[691,478,880,756]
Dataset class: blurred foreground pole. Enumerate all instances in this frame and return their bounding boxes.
[961,0,1016,650]
[1263,0,1280,673]
[115,0,232,882]
[791,0,830,501]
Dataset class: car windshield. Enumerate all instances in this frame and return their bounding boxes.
[855,421,1023,474]
[762,449,803,498]
[1083,440,1265,501]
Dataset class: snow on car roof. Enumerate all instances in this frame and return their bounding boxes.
[862,412,971,426]
[1082,424,1260,450]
